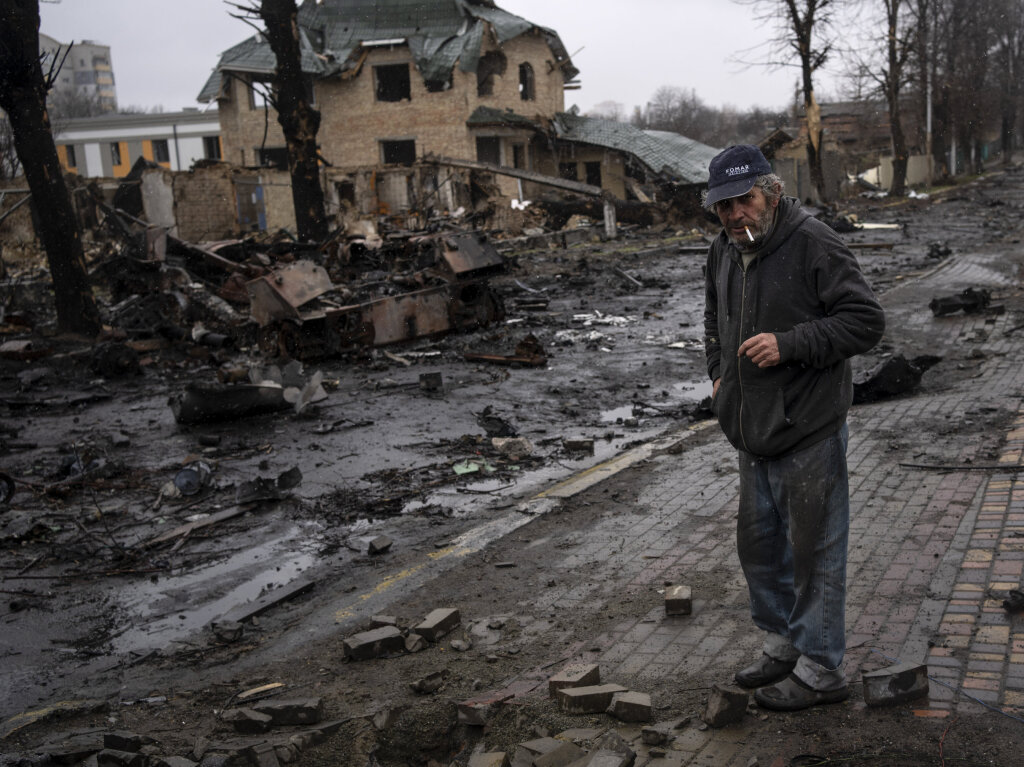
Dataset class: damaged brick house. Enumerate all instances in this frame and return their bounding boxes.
[198,0,580,219]
[197,0,716,227]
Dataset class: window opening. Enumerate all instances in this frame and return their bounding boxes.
[152,139,170,163]
[203,136,222,160]
[375,64,411,102]
[258,147,289,170]
[518,62,535,101]
[476,50,507,97]
[380,139,416,166]
[476,136,501,166]
[512,144,526,169]
[585,161,602,187]
[558,162,578,181]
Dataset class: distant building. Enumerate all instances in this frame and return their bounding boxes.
[53,109,223,178]
[39,34,117,113]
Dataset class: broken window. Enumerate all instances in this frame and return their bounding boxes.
[110,142,122,166]
[476,50,507,97]
[559,162,578,181]
[65,144,77,168]
[425,78,450,93]
[375,64,411,102]
[335,180,356,207]
[476,136,501,166]
[258,147,289,170]
[247,76,270,110]
[152,139,170,164]
[203,135,222,160]
[585,161,602,187]
[512,144,526,169]
[518,62,535,101]
[380,139,416,166]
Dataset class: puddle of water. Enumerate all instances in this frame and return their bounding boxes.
[112,525,318,653]
[600,404,640,423]
[675,379,714,401]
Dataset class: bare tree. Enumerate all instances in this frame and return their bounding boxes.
[734,0,846,201]
[233,0,328,243]
[994,0,1024,165]
[850,0,913,193]
[0,0,101,336]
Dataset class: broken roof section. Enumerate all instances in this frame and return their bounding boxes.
[197,0,578,102]
[554,113,720,186]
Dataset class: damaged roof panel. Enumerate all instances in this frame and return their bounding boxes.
[198,0,577,102]
[555,113,719,186]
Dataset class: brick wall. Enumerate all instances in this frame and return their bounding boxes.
[171,165,239,241]
[217,29,567,172]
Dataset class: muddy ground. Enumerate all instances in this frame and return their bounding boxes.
[1,168,1023,766]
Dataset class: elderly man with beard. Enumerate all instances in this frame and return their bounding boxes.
[702,145,885,710]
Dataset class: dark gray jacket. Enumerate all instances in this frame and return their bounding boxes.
[704,196,885,458]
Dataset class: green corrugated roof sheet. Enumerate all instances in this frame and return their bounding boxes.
[466,105,540,128]
[197,0,577,102]
[555,113,720,185]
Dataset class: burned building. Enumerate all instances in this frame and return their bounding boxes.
[197,0,715,223]
[197,0,579,216]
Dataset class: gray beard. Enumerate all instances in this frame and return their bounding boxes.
[728,205,776,251]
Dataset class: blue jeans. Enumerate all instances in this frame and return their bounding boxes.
[736,424,849,690]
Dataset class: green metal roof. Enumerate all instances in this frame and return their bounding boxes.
[466,105,541,128]
[198,0,578,102]
[554,113,720,185]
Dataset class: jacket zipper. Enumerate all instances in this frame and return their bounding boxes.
[738,259,749,453]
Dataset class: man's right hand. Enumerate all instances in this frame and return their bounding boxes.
[713,378,721,398]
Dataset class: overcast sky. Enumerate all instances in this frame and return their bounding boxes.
[38,0,846,116]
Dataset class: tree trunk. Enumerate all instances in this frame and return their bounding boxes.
[259,0,329,243]
[0,0,101,336]
[885,0,908,196]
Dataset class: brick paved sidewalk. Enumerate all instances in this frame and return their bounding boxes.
[527,252,1024,763]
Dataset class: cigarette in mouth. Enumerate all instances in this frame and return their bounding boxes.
[744,226,754,242]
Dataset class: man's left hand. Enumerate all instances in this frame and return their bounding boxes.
[738,333,780,368]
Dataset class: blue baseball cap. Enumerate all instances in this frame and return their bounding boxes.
[704,144,772,208]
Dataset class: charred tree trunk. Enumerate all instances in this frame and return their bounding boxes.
[884,0,909,196]
[784,0,829,202]
[0,0,101,336]
[259,0,329,243]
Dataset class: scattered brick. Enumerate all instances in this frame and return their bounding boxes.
[534,741,585,767]
[343,625,405,660]
[405,633,429,653]
[665,584,692,616]
[412,607,461,641]
[556,684,628,714]
[862,662,930,706]
[250,698,323,726]
[221,707,272,734]
[607,691,652,722]
[152,757,198,767]
[370,615,398,628]
[563,438,595,454]
[548,663,601,698]
[247,742,281,767]
[702,684,748,728]
[513,737,563,765]
[368,535,393,555]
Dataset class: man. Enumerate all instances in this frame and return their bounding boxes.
[702,145,885,711]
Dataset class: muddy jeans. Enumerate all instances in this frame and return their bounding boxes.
[736,424,849,692]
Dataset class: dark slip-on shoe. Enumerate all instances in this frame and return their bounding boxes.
[754,673,850,711]
[734,654,797,689]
